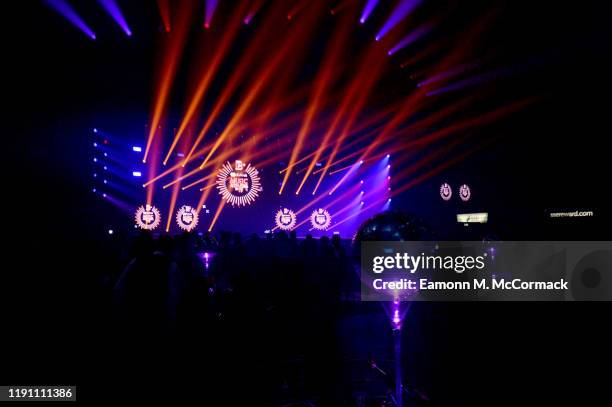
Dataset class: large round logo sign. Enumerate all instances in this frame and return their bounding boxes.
[216,160,262,207]
[275,208,297,231]
[135,204,161,230]
[310,208,332,230]
[176,205,199,232]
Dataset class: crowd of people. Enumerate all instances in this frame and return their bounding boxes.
[106,229,378,404]
[91,212,443,405]
[112,230,356,328]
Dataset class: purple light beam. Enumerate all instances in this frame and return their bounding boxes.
[360,0,380,24]
[204,0,219,28]
[375,0,422,41]
[45,0,96,40]
[98,0,132,36]
[417,61,480,87]
[387,22,432,55]
[425,67,510,96]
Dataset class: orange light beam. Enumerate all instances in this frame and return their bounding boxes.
[163,1,249,165]
[142,136,218,188]
[198,183,216,192]
[330,0,351,16]
[146,126,162,205]
[200,3,323,170]
[278,82,327,194]
[269,9,350,189]
[207,200,226,232]
[312,148,368,175]
[162,124,251,189]
[143,0,193,163]
[288,12,352,195]
[328,162,358,175]
[182,3,292,167]
[145,105,306,187]
[165,171,182,232]
[183,138,294,191]
[186,137,295,191]
[287,0,308,20]
[311,45,385,195]
[320,95,474,171]
[277,107,392,175]
[306,116,394,175]
[156,0,171,32]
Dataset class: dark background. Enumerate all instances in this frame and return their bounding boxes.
[2,0,611,404]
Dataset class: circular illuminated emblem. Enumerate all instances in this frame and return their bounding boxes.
[135,204,161,230]
[310,208,332,230]
[275,208,297,230]
[216,160,262,207]
[440,183,452,201]
[459,184,471,201]
[175,205,199,232]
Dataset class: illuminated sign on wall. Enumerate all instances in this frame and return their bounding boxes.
[547,209,595,219]
[216,160,262,207]
[459,184,471,201]
[440,183,452,201]
[135,204,161,230]
[275,208,297,231]
[456,212,488,224]
[310,208,332,230]
[176,205,199,231]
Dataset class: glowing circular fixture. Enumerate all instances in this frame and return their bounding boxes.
[440,183,452,201]
[459,184,471,202]
[135,204,161,230]
[310,208,332,230]
[175,205,199,232]
[275,208,297,231]
[216,160,262,207]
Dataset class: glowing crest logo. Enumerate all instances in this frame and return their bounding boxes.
[440,183,452,201]
[310,208,331,230]
[216,160,262,207]
[135,204,161,230]
[275,208,297,231]
[459,184,471,201]
[176,205,199,232]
